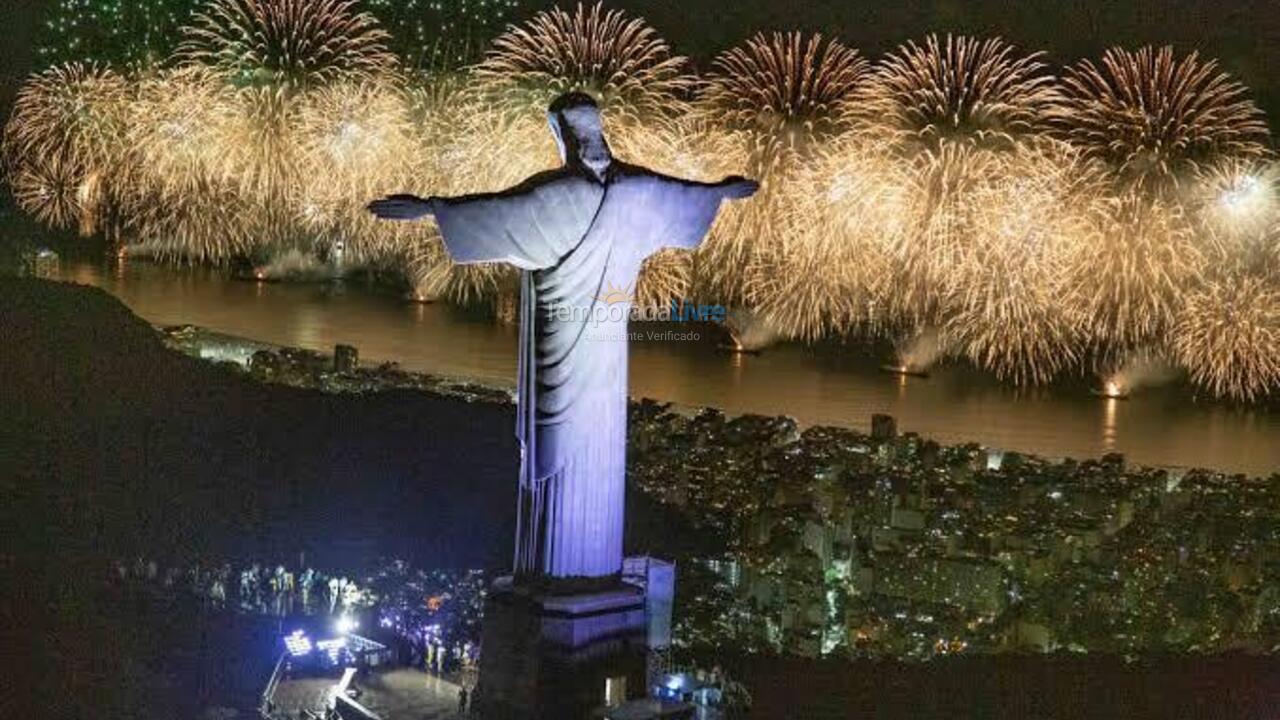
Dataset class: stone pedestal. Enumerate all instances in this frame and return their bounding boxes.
[476,577,648,720]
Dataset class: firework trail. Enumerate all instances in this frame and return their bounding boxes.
[474,2,691,122]
[295,79,418,266]
[759,134,903,341]
[1065,189,1201,354]
[856,35,1062,358]
[940,142,1103,384]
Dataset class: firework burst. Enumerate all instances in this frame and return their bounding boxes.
[474,2,691,122]
[1171,272,1280,401]
[121,67,234,196]
[696,31,869,307]
[173,0,398,258]
[3,61,130,166]
[1065,189,1201,354]
[880,142,1019,322]
[939,142,1102,384]
[177,0,395,89]
[112,67,252,261]
[754,135,903,341]
[863,34,1060,152]
[702,31,868,172]
[295,78,417,264]
[3,62,130,236]
[8,154,89,230]
[1181,157,1279,269]
[1057,46,1269,192]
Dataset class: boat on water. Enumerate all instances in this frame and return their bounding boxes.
[879,363,930,379]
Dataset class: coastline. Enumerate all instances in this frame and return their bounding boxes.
[159,319,1259,482]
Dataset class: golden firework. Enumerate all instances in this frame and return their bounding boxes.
[8,154,87,230]
[1182,157,1278,268]
[1065,189,1201,354]
[113,67,246,261]
[702,31,868,173]
[3,62,129,234]
[696,32,869,308]
[757,134,903,341]
[473,2,691,123]
[1171,271,1280,401]
[940,142,1103,384]
[862,34,1059,152]
[295,78,417,265]
[177,0,395,89]
[1057,46,1269,192]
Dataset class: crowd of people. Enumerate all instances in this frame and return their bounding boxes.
[109,555,486,680]
[110,556,375,618]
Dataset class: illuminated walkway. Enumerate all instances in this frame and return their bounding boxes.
[272,668,465,719]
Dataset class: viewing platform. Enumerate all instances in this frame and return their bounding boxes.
[267,667,462,719]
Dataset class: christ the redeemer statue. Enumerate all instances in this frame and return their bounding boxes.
[370,92,757,580]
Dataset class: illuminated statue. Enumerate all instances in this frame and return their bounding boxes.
[370,92,757,579]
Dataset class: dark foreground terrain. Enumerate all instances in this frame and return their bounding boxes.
[2,278,1279,719]
[1,277,522,566]
[1,278,520,717]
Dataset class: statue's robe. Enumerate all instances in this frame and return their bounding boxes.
[430,162,732,578]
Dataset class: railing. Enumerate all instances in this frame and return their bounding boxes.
[259,650,287,718]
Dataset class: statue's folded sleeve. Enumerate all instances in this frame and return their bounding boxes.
[431,169,606,270]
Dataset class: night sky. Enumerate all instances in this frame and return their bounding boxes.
[2,0,1279,120]
[614,0,1280,117]
[0,1,42,114]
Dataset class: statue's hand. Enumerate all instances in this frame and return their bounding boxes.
[367,194,434,221]
[721,176,760,200]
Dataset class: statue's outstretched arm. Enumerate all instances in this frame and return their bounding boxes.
[656,173,759,200]
[366,194,434,221]
[715,175,760,200]
[369,169,601,269]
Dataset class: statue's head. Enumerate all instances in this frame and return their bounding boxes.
[548,92,611,181]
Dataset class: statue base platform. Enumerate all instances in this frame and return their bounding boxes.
[475,576,649,720]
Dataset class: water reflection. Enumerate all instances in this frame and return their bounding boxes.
[56,259,1280,476]
[1102,397,1118,452]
